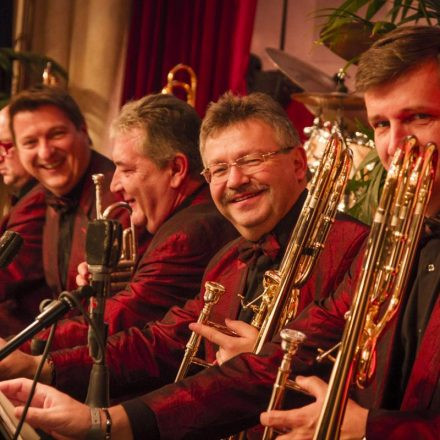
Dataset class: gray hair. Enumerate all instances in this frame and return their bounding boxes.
[111,94,202,175]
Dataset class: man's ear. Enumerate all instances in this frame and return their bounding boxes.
[169,153,189,188]
[292,146,308,182]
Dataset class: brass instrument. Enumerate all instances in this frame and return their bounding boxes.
[174,129,351,440]
[175,281,226,382]
[92,173,137,290]
[250,129,352,354]
[262,329,306,440]
[313,137,437,440]
[161,63,197,107]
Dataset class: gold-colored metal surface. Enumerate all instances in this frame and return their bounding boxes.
[292,92,365,111]
[161,63,197,107]
[313,137,437,440]
[175,281,226,382]
[251,129,352,355]
[262,329,306,440]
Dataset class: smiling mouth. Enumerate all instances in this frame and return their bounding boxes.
[39,158,64,170]
[230,189,265,203]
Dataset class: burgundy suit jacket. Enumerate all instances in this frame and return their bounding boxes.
[0,183,51,336]
[43,150,130,294]
[48,213,368,410]
[134,233,438,440]
[23,186,237,357]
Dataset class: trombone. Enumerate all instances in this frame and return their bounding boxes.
[161,63,197,107]
[174,127,352,385]
[313,137,437,439]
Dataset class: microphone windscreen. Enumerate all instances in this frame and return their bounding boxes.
[0,230,23,268]
[86,220,122,267]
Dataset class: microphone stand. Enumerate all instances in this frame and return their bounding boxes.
[0,286,94,361]
[84,219,122,408]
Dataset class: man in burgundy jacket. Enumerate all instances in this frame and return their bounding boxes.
[0,105,51,336]
[257,26,440,440]
[8,86,132,297]
[14,93,238,353]
[0,92,368,439]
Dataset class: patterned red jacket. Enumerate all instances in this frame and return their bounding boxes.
[22,186,238,359]
[43,150,131,294]
[47,212,368,410]
[0,183,51,336]
[131,230,439,440]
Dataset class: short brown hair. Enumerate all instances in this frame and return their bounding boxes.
[200,92,300,157]
[111,94,202,176]
[9,85,86,132]
[356,25,440,92]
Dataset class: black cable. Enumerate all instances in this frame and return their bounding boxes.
[13,322,57,440]
[12,288,107,439]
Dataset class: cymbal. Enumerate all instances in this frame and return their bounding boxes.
[266,48,337,93]
[292,92,365,111]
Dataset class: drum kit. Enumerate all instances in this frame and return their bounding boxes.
[266,48,374,177]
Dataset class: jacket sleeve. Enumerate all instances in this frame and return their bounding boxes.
[21,204,237,352]
[124,250,363,440]
[0,187,52,337]
[49,294,204,401]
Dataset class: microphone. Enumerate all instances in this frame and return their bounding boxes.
[86,219,122,297]
[0,286,94,361]
[0,231,23,268]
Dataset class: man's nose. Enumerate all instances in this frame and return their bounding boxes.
[226,164,250,189]
[37,139,54,161]
[109,169,121,193]
[388,124,409,158]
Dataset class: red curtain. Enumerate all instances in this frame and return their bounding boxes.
[122,0,257,115]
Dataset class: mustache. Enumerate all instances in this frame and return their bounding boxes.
[221,183,269,204]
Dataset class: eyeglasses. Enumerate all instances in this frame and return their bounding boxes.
[0,140,14,158]
[201,147,294,184]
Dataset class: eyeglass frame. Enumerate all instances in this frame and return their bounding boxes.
[200,146,295,184]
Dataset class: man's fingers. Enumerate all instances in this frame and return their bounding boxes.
[189,322,230,346]
[295,376,327,399]
[224,319,258,338]
[260,409,296,430]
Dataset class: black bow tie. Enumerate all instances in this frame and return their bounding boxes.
[45,193,78,214]
[237,233,281,266]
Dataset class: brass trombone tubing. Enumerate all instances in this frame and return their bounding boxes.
[253,131,352,355]
[313,139,437,440]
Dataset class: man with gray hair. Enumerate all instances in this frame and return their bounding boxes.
[0,93,237,390]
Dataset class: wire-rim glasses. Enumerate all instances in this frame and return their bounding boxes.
[201,147,294,184]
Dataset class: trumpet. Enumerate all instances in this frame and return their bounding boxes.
[175,281,226,382]
[313,137,437,440]
[161,63,197,107]
[262,329,306,440]
[92,173,137,291]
